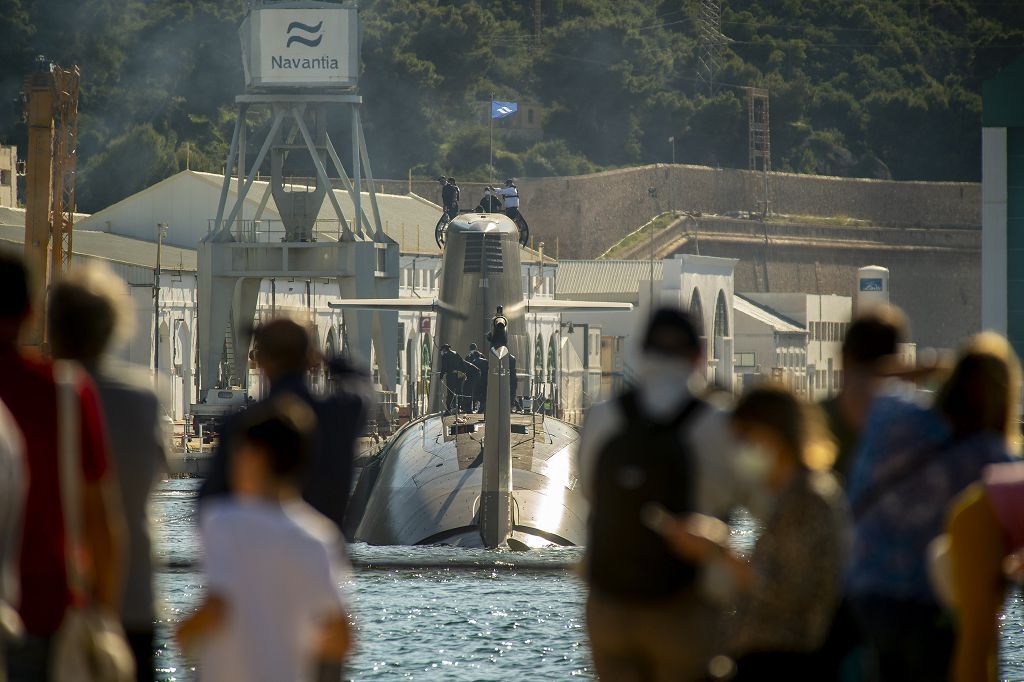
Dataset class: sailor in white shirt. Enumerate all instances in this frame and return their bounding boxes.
[498,179,529,244]
[497,179,520,218]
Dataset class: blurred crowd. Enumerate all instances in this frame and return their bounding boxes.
[1,238,1022,682]
[0,250,369,682]
[580,305,1024,682]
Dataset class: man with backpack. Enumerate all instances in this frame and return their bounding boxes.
[578,307,745,681]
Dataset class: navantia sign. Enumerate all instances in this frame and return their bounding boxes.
[240,4,359,90]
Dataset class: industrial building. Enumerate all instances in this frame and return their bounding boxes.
[0,171,561,423]
[982,54,1024,358]
[556,254,858,398]
[0,145,15,208]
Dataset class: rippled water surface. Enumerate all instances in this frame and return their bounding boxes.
[150,479,1024,681]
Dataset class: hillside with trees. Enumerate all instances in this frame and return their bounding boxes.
[0,0,1020,212]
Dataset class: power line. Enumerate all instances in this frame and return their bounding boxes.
[727,37,1024,50]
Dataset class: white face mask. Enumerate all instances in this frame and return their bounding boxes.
[637,354,692,410]
[734,442,773,485]
[734,441,778,521]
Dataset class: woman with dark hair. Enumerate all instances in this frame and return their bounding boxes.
[846,332,1019,681]
[662,385,851,680]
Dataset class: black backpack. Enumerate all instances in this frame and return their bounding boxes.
[586,391,704,600]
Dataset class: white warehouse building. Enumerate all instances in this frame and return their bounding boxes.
[0,171,560,422]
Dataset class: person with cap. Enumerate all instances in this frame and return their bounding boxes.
[497,179,520,223]
[577,306,746,681]
[199,317,371,537]
[475,186,503,213]
[820,305,909,483]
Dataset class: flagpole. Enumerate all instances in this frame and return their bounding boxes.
[489,95,494,180]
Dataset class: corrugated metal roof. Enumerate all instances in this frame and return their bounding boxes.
[188,172,446,256]
[555,260,663,301]
[0,209,197,271]
[734,293,805,333]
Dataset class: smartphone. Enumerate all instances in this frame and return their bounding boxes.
[641,503,677,536]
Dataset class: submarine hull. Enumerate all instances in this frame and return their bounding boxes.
[349,412,586,548]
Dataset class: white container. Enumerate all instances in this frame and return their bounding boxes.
[240,3,359,91]
[856,265,890,312]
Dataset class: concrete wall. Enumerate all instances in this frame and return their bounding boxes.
[381,164,980,260]
[675,219,979,351]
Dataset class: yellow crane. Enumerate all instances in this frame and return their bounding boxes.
[22,57,79,348]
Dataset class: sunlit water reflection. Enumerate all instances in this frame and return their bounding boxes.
[150,479,1024,681]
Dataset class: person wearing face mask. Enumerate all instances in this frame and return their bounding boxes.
[661,385,854,681]
[578,307,746,682]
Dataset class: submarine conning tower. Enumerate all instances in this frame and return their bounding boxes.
[429,214,529,413]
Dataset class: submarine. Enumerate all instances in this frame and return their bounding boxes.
[333,213,630,549]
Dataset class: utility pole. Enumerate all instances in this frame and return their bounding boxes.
[154,223,168,381]
[489,93,494,179]
[648,188,657,316]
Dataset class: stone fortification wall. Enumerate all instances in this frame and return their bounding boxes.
[672,216,980,350]
[379,164,979,259]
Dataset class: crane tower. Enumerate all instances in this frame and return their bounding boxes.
[197,0,398,396]
[22,57,80,348]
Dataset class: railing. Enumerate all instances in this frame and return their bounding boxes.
[207,218,355,244]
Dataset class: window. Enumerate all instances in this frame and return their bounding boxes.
[375,245,387,274]
[0,170,9,187]
[734,352,755,367]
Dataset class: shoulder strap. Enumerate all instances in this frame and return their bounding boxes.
[851,437,952,522]
[616,392,704,430]
[668,397,705,430]
[54,361,87,595]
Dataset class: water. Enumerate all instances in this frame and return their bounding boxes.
[150,479,1024,681]
[151,479,590,681]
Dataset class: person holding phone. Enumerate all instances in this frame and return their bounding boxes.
[659,386,852,681]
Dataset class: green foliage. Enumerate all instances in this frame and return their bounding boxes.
[76,124,178,210]
[0,0,1021,211]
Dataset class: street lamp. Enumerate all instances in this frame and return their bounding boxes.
[647,188,658,316]
[668,136,675,164]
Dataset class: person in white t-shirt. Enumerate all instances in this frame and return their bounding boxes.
[177,397,352,682]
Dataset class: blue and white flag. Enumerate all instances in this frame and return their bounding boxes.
[491,101,518,119]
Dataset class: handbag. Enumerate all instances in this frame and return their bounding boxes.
[50,361,135,682]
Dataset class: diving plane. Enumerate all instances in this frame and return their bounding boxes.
[334,212,631,549]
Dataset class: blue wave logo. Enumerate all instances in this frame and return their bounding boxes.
[286,20,323,48]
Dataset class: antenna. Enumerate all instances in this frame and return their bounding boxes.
[747,86,771,217]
